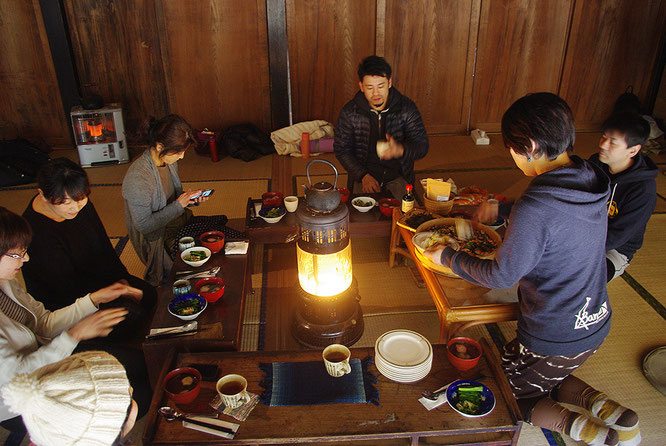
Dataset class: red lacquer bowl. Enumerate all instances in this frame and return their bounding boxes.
[447,336,482,371]
[262,191,284,208]
[378,198,400,216]
[195,277,225,303]
[163,367,201,405]
[199,231,225,254]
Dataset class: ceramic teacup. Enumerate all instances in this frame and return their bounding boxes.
[322,344,351,377]
[216,374,250,409]
[179,236,195,251]
[284,196,299,212]
[172,279,192,297]
[376,140,389,158]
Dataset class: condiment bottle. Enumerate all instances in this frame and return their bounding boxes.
[402,184,414,213]
[301,132,310,159]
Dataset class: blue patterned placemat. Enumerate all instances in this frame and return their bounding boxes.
[259,356,379,406]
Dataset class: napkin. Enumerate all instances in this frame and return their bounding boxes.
[210,392,260,421]
[225,241,249,255]
[419,392,448,411]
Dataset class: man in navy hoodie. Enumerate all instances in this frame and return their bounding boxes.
[589,112,657,282]
[426,93,640,446]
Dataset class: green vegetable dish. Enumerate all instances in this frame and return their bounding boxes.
[173,298,201,316]
[353,199,373,207]
[454,386,485,415]
[265,208,283,218]
[184,250,208,262]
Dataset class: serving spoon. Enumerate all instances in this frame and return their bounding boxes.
[158,407,233,434]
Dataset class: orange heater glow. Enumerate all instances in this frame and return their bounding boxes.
[87,119,103,140]
[297,242,352,297]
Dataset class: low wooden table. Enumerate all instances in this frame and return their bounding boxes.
[244,196,392,244]
[143,339,522,445]
[143,242,252,387]
[391,208,519,343]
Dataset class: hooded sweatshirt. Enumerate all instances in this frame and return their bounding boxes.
[442,156,611,356]
[588,153,658,260]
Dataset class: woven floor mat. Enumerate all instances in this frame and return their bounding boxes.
[178,152,272,181]
[181,179,269,220]
[351,237,437,313]
[623,214,666,309]
[655,173,666,207]
[0,187,37,216]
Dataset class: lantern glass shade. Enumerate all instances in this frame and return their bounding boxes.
[297,242,352,297]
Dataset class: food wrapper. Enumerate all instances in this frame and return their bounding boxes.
[426,178,452,201]
[210,392,259,421]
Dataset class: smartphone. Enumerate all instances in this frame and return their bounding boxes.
[190,189,215,200]
[184,363,220,381]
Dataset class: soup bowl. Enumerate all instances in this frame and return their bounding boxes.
[163,366,202,405]
[181,246,211,268]
[195,277,225,303]
[447,336,482,371]
[199,231,225,254]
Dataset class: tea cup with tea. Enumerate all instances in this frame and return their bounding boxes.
[216,374,250,409]
[284,196,299,213]
[179,236,195,252]
[322,344,351,377]
[172,279,192,297]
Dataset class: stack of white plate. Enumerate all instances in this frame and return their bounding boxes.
[374,329,433,383]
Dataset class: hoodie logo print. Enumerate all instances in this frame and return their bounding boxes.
[574,297,609,331]
[607,200,618,218]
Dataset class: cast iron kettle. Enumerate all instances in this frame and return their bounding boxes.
[303,159,341,213]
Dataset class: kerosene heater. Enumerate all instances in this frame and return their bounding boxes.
[292,160,364,348]
[70,103,129,167]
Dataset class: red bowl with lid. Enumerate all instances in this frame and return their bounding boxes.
[262,192,284,208]
[378,198,400,216]
[447,336,482,371]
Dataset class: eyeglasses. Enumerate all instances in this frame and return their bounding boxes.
[3,249,28,260]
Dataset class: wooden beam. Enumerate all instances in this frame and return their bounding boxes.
[266,0,290,130]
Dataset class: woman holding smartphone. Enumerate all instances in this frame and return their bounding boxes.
[122,114,208,285]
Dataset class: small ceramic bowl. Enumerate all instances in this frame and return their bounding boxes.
[351,196,376,213]
[447,336,482,371]
[195,277,225,303]
[446,380,496,418]
[378,198,400,216]
[199,231,225,254]
[258,206,286,223]
[181,246,212,268]
[168,293,207,321]
[163,366,202,405]
[172,279,192,297]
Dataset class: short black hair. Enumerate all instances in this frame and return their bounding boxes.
[0,207,32,256]
[601,112,650,149]
[501,92,575,161]
[357,56,392,82]
[37,158,91,204]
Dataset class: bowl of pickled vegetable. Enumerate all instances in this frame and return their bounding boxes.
[168,293,207,321]
[351,197,376,213]
[446,380,495,418]
[258,206,286,223]
[180,246,211,267]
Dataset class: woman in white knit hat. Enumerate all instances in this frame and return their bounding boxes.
[1,351,138,446]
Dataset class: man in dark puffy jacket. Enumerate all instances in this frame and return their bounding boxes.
[334,56,428,199]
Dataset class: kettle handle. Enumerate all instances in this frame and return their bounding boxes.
[306,159,338,188]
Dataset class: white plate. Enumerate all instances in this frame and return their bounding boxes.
[643,346,666,396]
[374,355,432,377]
[376,361,431,383]
[375,330,432,368]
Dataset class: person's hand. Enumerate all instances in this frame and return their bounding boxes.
[67,308,128,341]
[423,238,460,267]
[361,174,381,193]
[474,200,499,225]
[378,134,404,160]
[90,282,143,307]
[176,190,204,208]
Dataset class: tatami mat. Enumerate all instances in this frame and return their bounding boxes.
[0,186,38,216]
[622,214,666,308]
[118,237,146,279]
[353,311,441,348]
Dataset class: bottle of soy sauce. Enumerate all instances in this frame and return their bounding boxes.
[402,184,414,213]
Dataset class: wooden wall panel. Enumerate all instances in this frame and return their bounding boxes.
[0,0,69,145]
[155,0,271,132]
[559,0,666,130]
[383,0,480,134]
[470,0,573,132]
[64,0,168,135]
[286,0,376,125]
